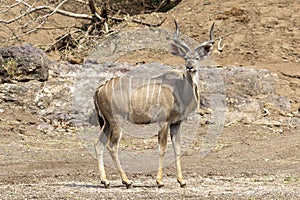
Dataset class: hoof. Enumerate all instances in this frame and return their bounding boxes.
[101,180,110,188]
[122,180,133,189]
[178,180,186,188]
[156,181,164,188]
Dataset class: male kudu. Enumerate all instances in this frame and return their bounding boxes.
[94,20,215,188]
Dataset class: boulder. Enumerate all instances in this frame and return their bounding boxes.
[0,44,51,83]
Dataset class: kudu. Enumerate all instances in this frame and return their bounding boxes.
[94,20,215,188]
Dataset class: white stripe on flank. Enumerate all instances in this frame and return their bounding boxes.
[151,79,156,104]
[119,77,123,103]
[112,78,117,108]
[129,76,132,96]
[105,80,109,96]
[146,78,151,104]
[129,76,132,108]
[140,78,146,109]
[157,82,162,104]
[134,78,139,107]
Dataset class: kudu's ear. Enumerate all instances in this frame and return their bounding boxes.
[194,42,214,58]
[193,23,215,59]
[170,43,187,58]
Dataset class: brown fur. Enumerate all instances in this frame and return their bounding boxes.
[93,20,215,188]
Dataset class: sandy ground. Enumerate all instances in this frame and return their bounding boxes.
[0,106,299,199]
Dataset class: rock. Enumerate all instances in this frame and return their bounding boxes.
[0,44,51,83]
[0,80,43,108]
[1,55,299,129]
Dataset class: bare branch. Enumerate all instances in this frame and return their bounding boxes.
[45,29,82,52]
[0,1,22,14]
[0,1,92,24]
[155,0,182,12]
[219,30,238,39]
[132,17,167,27]
[43,0,69,19]
[46,7,92,20]
[1,0,171,61]
[155,0,169,12]
[217,37,225,52]
[215,30,239,52]
[74,0,88,4]
[108,16,167,27]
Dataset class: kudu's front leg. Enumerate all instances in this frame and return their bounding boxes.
[156,123,169,188]
[170,123,186,187]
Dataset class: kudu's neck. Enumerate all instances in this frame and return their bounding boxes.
[186,69,199,102]
[185,71,193,84]
[185,70,198,88]
[176,69,198,118]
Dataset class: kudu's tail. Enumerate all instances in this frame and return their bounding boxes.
[94,91,105,128]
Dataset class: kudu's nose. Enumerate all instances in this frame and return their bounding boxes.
[186,61,195,71]
[186,65,193,71]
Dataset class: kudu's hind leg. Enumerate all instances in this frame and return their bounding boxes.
[170,123,186,187]
[156,123,169,188]
[107,128,132,188]
[94,125,110,188]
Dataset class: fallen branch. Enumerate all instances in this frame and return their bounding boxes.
[217,37,225,52]
[0,1,92,24]
[0,1,22,14]
[155,0,182,12]
[45,29,82,52]
[225,120,235,127]
[108,16,167,27]
[132,17,167,27]
[215,30,239,52]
